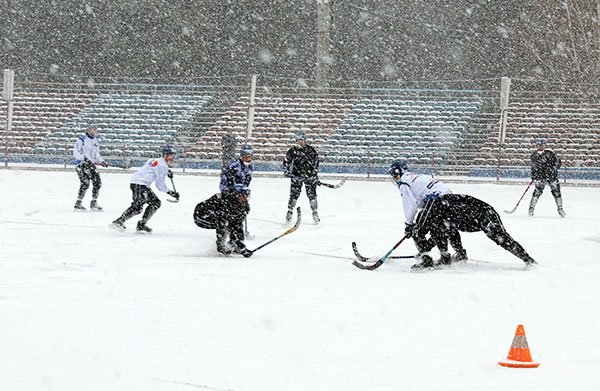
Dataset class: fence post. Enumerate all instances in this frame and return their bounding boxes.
[366,146,371,178]
[495,143,503,182]
[64,145,68,169]
[3,69,15,168]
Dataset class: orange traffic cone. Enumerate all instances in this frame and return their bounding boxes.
[498,324,540,368]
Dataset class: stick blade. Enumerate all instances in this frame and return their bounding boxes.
[352,259,384,270]
[332,178,347,189]
[351,241,384,270]
[285,206,302,234]
[351,241,369,262]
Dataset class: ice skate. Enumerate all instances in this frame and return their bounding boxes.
[438,253,452,266]
[286,209,293,223]
[411,254,435,270]
[309,199,320,223]
[74,200,86,211]
[312,210,320,224]
[136,221,152,233]
[558,208,566,218]
[451,248,468,262]
[90,200,103,212]
[109,219,126,232]
[528,207,534,217]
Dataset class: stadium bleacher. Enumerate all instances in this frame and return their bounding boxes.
[474,101,600,169]
[1,85,599,179]
[34,93,212,158]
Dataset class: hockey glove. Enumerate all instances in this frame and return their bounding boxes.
[240,248,253,258]
[404,223,416,239]
[100,161,109,167]
[283,170,292,178]
[167,169,174,179]
[167,190,180,200]
[306,176,319,186]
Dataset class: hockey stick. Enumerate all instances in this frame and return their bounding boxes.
[167,176,180,203]
[352,241,414,262]
[503,180,533,214]
[352,235,409,270]
[106,163,128,169]
[248,207,301,255]
[318,178,347,189]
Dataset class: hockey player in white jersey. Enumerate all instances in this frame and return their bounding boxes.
[389,160,537,269]
[110,146,180,233]
[72,123,108,211]
[389,160,466,269]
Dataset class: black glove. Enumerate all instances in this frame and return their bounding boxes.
[167,169,174,179]
[241,248,253,258]
[404,223,416,239]
[284,170,292,178]
[306,176,319,186]
[167,190,180,200]
[100,161,109,167]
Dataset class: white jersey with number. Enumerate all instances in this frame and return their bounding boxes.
[73,134,104,166]
[396,172,452,224]
[130,157,170,193]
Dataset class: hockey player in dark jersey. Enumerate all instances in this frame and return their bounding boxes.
[389,160,538,269]
[528,138,565,217]
[220,144,253,194]
[283,131,321,223]
[194,184,252,257]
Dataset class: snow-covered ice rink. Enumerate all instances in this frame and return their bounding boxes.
[1,168,599,390]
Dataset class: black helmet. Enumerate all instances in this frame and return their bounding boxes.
[239,144,254,156]
[233,183,251,196]
[389,160,409,177]
[162,145,177,156]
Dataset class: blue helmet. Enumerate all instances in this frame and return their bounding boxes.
[240,144,254,156]
[162,145,177,156]
[295,131,306,141]
[232,183,251,196]
[389,159,409,177]
[537,138,547,145]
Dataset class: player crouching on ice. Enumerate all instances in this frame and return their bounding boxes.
[389,160,538,269]
[194,184,253,257]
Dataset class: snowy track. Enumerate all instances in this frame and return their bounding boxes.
[1,169,599,390]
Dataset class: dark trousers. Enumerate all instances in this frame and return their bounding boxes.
[76,162,101,201]
[117,184,161,224]
[532,179,562,199]
[287,177,317,209]
[414,194,534,263]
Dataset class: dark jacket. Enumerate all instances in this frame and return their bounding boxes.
[194,193,250,250]
[283,145,319,179]
[219,159,253,193]
[531,149,561,181]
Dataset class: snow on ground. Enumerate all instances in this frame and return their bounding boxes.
[1,168,599,391]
